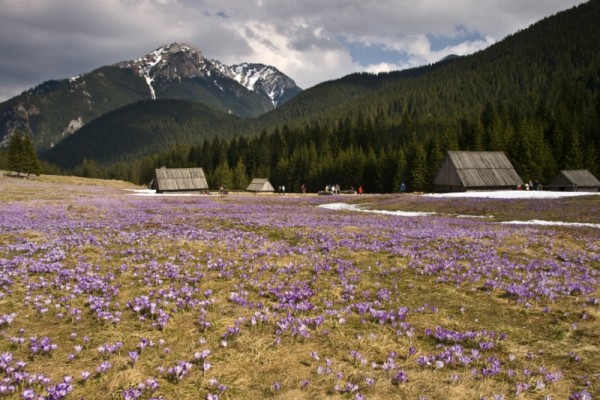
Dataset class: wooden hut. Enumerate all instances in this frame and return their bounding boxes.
[152,167,209,193]
[547,169,600,192]
[246,178,275,193]
[433,151,523,192]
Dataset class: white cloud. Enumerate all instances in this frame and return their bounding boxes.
[0,0,588,101]
[364,62,408,75]
[219,18,359,88]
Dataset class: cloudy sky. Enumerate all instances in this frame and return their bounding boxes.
[0,0,586,102]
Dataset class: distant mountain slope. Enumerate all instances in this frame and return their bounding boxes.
[0,66,150,150]
[0,43,302,151]
[249,0,599,132]
[248,60,453,131]
[41,99,241,168]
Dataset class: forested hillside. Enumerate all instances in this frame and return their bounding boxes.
[36,0,600,191]
[41,99,242,168]
[0,67,150,150]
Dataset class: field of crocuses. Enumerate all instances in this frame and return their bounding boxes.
[0,175,598,400]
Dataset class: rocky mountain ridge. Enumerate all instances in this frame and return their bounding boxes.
[115,43,301,106]
[0,43,302,150]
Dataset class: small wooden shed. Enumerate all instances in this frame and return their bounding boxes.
[246,178,275,193]
[433,151,523,192]
[152,167,209,193]
[547,169,600,192]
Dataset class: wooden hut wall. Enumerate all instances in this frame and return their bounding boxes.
[433,157,463,189]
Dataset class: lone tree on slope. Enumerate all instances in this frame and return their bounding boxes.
[7,129,42,177]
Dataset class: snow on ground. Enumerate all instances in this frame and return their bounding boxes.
[501,219,600,229]
[319,202,437,217]
[125,189,203,197]
[319,191,600,229]
[426,190,600,199]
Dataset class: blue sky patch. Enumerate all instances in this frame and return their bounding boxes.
[342,39,407,67]
[427,27,487,51]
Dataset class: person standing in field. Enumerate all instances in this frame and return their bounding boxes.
[358,186,363,195]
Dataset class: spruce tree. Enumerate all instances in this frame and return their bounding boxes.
[392,149,408,192]
[563,129,585,170]
[21,130,42,176]
[583,143,599,176]
[409,143,428,192]
[427,136,444,187]
[213,161,233,190]
[233,158,249,190]
[7,130,24,175]
[363,148,378,193]
[7,129,42,176]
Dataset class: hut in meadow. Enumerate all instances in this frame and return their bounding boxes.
[433,151,523,192]
[246,178,275,193]
[547,169,600,192]
[152,167,209,193]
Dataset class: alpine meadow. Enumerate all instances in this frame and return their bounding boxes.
[0,1,600,400]
[0,174,599,399]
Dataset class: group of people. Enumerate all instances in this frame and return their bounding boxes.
[324,184,341,194]
[288,183,406,195]
[218,182,407,195]
[517,180,542,190]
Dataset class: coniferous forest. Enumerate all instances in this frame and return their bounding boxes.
[4,0,600,192]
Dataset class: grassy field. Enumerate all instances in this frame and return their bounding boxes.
[0,173,598,399]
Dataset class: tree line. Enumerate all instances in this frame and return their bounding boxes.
[62,92,598,193]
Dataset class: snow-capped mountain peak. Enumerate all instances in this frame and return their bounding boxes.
[115,43,301,106]
[116,43,210,100]
[227,63,300,106]
[231,63,273,91]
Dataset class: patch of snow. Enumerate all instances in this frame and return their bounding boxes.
[247,74,260,90]
[426,190,600,199]
[62,117,84,136]
[125,189,202,197]
[213,80,225,92]
[319,203,436,217]
[318,202,354,211]
[269,87,281,107]
[501,220,600,229]
[144,75,156,100]
[138,49,165,100]
[319,191,600,228]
